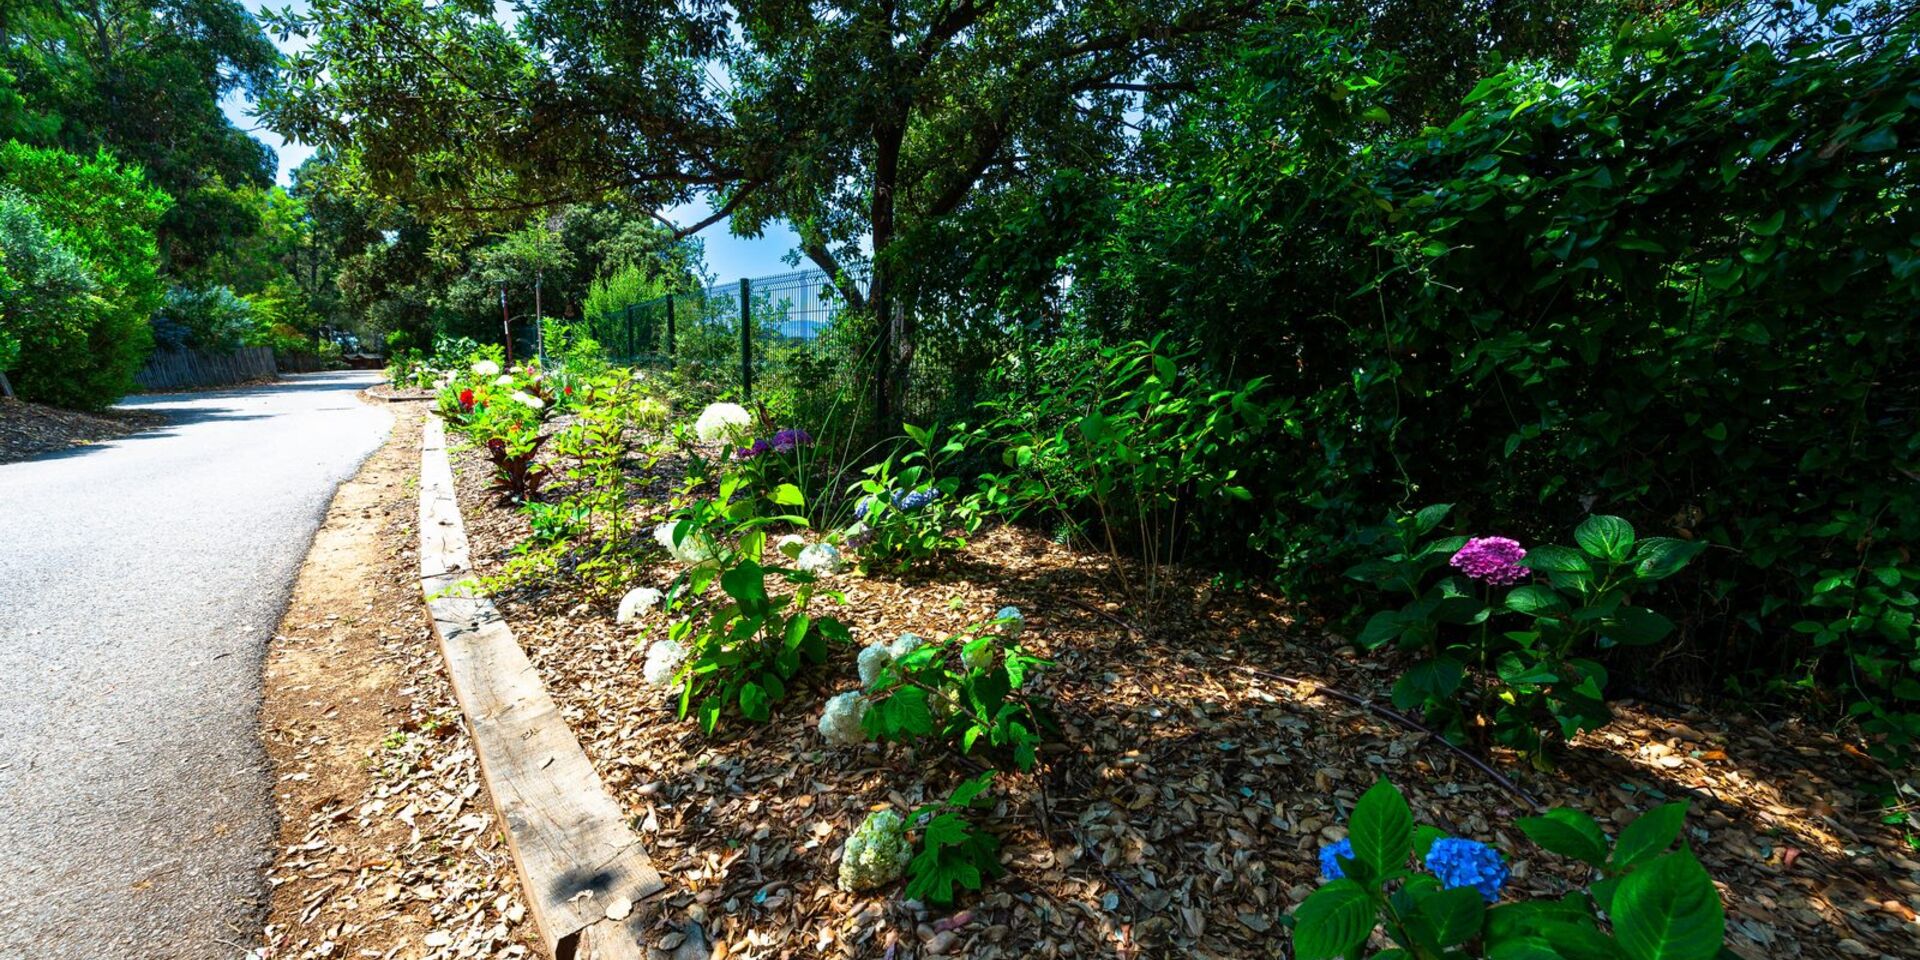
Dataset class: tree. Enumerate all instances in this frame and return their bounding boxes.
[262,0,1282,421]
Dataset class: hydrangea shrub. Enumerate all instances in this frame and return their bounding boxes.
[1346,506,1704,760]
[853,609,1052,771]
[1292,780,1725,960]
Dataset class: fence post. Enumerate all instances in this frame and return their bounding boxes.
[625,305,635,361]
[665,295,675,358]
[739,277,753,399]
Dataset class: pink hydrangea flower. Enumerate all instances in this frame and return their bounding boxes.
[1450,536,1528,585]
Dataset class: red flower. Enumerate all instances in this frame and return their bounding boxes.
[564,386,573,395]
[459,388,475,411]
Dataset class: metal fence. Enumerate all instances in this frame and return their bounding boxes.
[584,267,868,398]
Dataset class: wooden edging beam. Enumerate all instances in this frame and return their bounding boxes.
[417,415,664,959]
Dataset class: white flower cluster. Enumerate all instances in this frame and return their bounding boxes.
[857,633,923,686]
[838,809,911,892]
[775,534,807,558]
[693,402,753,443]
[642,639,689,688]
[796,542,846,577]
[510,390,545,410]
[961,637,997,672]
[654,522,718,566]
[616,587,662,624]
[818,691,868,745]
[471,359,501,377]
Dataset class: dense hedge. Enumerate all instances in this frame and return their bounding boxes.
[1058,21,1920,754]
[0,142,169,409]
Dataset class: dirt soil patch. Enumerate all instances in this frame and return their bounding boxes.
[443,422,1920,960]
[259,403,535,960]
[0,396,164,463]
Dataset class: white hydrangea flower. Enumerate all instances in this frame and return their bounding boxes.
[838,809,912,892]
[818,691,868,745]
[797,542,846,577]
[494,373,515,387]
[653,522,718,565]
[693,402,753,443]
[775,534,807,559]
[961,638,997,672]
[856,644,893,686]
[629,368,648,381]
[511,390,545,410]
[641,639,689,688]
[616,587,662,624]
[471,359,501,376]
[994,605,1025,640]
[888,633,923,659]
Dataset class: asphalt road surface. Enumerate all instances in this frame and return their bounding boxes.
[0,371,393,959]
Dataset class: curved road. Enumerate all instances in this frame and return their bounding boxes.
[0,371,392,959]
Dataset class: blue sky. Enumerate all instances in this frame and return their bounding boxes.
[222,1,802,280]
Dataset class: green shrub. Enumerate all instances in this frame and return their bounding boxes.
[1348,508,1704,763]
[0,143,168,410]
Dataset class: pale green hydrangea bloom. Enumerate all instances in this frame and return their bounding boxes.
[838,809,912,892]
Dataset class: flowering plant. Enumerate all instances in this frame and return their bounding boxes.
[843,422,979,572]
[1292,780,1724,960]
[1346,506,1706,761]
[648,476,851,732]
[840,608,1052,771]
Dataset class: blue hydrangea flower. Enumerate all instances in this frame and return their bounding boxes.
[891,487,942,511]
[853,496,876,520]
[1318,838,1354,880]
[1424,838,1508,902]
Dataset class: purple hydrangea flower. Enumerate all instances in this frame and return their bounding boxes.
[1424,838,1508,902]
[1319,838,1355,880]
[770,428,813,453]
[1449,536,1528,586]
[735,438,773,460]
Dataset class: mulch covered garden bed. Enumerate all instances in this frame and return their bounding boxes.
[0,395,162,463]
[442,419,1918,960]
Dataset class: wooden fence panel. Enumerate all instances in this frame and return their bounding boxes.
[133,346,278,391]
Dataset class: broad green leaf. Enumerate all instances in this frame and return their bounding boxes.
[1612,802,1689,870]
[1349,780,1414,877]
[739,681,771,723]
[1633,538,1707,581]
[1507,584,1569,616]
[770,483,805,506]
[1416,886,1488,947]
[1517,808,1609,866]
[1612,850,1724,960]
[1291,879,1376,960]
[1575,515,1635,562]
[1523,545,1590,574]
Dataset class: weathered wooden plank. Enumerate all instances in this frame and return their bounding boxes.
[417,416,664,960]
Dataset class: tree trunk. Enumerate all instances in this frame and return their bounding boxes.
[870,120,905,426]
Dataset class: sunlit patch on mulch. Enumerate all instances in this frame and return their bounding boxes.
[446,422,1919,960]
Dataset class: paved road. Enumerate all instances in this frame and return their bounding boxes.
[0,372,393,959]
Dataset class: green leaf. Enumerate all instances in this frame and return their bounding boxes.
[1413,503,1454,535]
[1612,802,1689,871]
[720,560,769,614]
[739,681,771,723]
[1416,886,1488,947]
[1413,825,1449,860]
[1349,780,1414,877]
[1357,610,1405,650]
[1507,584,1569,617]
[1291,879,1377,960]
[1517,808,1609,866]
[1606,607,1676,647]
[1612,850,1724,960]
[1633,538,1707,581]
[1575,515,1635,562]
[1523,545,1590,574]
[1749,209,1786,236]
[770,483,805,506]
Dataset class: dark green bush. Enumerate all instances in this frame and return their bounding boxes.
[1059,19,1920,755]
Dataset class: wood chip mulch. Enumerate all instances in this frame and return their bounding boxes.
[441,421,1920,960]
[260,405,535,960]
[0,396,163,463]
